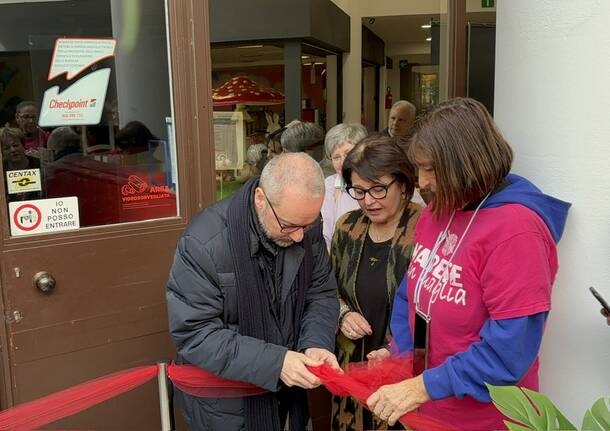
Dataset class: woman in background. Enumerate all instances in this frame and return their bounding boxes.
[320,123,367,248]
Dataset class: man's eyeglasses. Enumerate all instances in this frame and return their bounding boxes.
[263,192,321,233]
[17,114,37,121]
[346,179,397,200]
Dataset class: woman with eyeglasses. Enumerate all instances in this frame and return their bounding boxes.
[320,123,368,248]
[330,135,422,431]
[14,101,48,153]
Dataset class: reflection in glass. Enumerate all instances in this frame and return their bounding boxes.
[210,44,331,199]
[1,126,43,203]
[0,0,177,234]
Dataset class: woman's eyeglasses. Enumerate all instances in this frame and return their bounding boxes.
[331,153,348,163]
[346,179,396,200]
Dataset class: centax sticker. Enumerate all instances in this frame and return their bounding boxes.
[6,169,42,194]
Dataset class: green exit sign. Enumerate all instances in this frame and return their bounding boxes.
[482,0,494,7]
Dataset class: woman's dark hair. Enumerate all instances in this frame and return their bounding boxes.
[342,134,416,201]
[408,97,513,216]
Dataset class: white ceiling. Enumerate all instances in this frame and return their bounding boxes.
[212,45,284,65]
[210,11,496,68]
[211,44,328,69]
[362,14,439,44]
[363,12,496,45]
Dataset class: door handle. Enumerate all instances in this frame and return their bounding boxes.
[33,271,56,293]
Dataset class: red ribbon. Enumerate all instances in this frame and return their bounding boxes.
[0,358,457,431]
[0,365,158,430]
[167,363,267,398]
[309,357,459,431]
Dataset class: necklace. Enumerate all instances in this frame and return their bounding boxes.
[369,214,401,243]
[369,204,406,243]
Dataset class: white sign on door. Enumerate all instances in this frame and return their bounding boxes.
[9,197,80,237]
[39,37,115,127]
[39,68,111,127]
[48,38,116,81]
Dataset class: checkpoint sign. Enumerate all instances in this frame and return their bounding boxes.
[9,197,80,237]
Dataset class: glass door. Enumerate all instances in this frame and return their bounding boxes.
[0,0,178,237]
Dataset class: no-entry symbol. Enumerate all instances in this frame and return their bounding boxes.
[12,203,42,231]
[9,197,80,237]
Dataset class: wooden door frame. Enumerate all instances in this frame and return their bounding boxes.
[449,0,467,98]
[0,0,214,408]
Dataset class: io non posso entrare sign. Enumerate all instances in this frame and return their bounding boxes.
[9,197,80,237]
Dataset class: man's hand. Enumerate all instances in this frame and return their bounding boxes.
[366,375,430,426]
[340,311,372,340]
[304,348,342,372]
[366,347,391,363]
[280,351,323,389]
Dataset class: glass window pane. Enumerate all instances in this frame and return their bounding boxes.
[210,42,338,200]
[0,0,177,236]
[211,44,285,200]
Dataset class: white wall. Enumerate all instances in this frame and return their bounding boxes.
[494,0,610,424]
[386,42,430,56]
[362,66,376,131]
[333,0,362,123]
[326,55,338,128]
[359,0,439,17]
[378,64,387,130]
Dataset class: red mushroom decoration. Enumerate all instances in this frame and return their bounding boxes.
[212,76,285,106]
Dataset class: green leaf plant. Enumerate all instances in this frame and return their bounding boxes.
[487,384,609,431]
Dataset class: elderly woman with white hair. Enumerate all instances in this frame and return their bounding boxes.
[320,123,367,247]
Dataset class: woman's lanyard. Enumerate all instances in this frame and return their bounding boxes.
[413,193,491,320]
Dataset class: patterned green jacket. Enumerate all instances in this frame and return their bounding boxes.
[330,202,422,431]
[331,202,422,359]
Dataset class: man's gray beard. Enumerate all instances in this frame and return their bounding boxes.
[256,208,294,248]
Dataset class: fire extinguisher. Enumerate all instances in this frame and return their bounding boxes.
[385,87,393,109]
